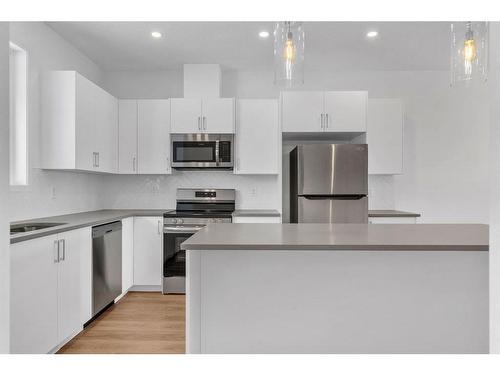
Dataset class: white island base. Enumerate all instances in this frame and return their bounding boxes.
[186,249,488,354]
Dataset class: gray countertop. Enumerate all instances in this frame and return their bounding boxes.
[181,223,488,251]
[368,210,421,218]
[232,209,281,217]
[10,209,172,244]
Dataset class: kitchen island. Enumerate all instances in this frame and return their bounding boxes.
[182,223,489,354]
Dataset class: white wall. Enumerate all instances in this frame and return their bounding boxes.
[8,22,107,221]
[489,22,500,354]
[0,22,10,353]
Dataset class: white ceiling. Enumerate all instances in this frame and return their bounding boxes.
[46,21,452,72]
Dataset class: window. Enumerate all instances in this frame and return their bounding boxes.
[9,42,28,186]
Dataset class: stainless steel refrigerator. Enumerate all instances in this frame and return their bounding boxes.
[290,144,368,223]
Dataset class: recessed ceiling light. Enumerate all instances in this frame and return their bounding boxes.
[366,31,378,38]
[259,30,270,39]
[151,31,162,39]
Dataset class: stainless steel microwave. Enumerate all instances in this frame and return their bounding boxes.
[171,134,234,169]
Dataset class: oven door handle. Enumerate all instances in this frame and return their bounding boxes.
[164,225,205,234]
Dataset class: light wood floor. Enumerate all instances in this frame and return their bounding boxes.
[58,292,185,354]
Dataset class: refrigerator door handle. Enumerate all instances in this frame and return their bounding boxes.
[301,195,366,200]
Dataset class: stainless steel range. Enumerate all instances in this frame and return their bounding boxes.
[162,188,235,294]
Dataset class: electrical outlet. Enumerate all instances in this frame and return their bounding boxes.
[250,187,258,197]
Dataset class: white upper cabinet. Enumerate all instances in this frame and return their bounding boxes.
[137,100,171,174]
[171,98,235,133]
[201,98,235,133]
[367,98,403,175]
[323,91,367,132]
[97,89,119,173]
[235,99,279,174]
[170,98,202,133]
[281,91,367,133]
[41,71,118,173]
[281,91,324,132]
[118,100,138,174]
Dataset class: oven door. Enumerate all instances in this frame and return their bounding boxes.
[163,225,204,294]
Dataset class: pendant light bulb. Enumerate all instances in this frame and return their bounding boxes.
[284,29,296,62]
[463,23,477,63]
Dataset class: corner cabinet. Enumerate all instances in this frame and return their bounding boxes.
[234,99,279,174]
[281,91,367,133]
[170,98,235,134]
[41,71,118,173]
[367,99,403,175]
[10,228,92,354]
[118,99,172,175]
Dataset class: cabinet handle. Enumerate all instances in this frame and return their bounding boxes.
[320,114,324,130]
[97,152,100,167]
[325,113,329,129]
[92,152,96,167]
[198,116,201,131]
[157,220,161,235]
[59,239,65,262]
[203,116,207,130]
[54,240,60,263]
[133,157,136,172]
[166,157,170,171]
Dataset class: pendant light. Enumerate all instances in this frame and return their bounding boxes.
[450,22,489,86]
[274,22,305,87]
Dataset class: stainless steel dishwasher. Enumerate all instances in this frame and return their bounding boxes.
[92,221,122,317]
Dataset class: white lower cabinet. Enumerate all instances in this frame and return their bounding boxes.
[133,217,163,287]
[232,216,281,224]
[10,227,91,353]
[122,217,134,293]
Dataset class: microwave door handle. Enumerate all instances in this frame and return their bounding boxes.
[215,140,220,166]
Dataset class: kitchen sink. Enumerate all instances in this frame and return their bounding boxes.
[10,222,66,235]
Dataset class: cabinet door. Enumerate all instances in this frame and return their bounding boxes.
[75,73,96,171]
[58,228,91,342]
[367,99,403,175]
[281,91,324,132]
[133,217,163,286]
[170,98,202,133]
[324,91,367,132]
[10,235,59,353]
[122,217,134,293]
[202,98,235,133]
[138,100,171,174]
[118,100,138,174]
[235,99,279,174]
[101,92,119,173]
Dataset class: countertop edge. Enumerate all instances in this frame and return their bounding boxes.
[232,210,281,217]
[181,244,488,251]
[368,210,421,218]
[10,210,171,244]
